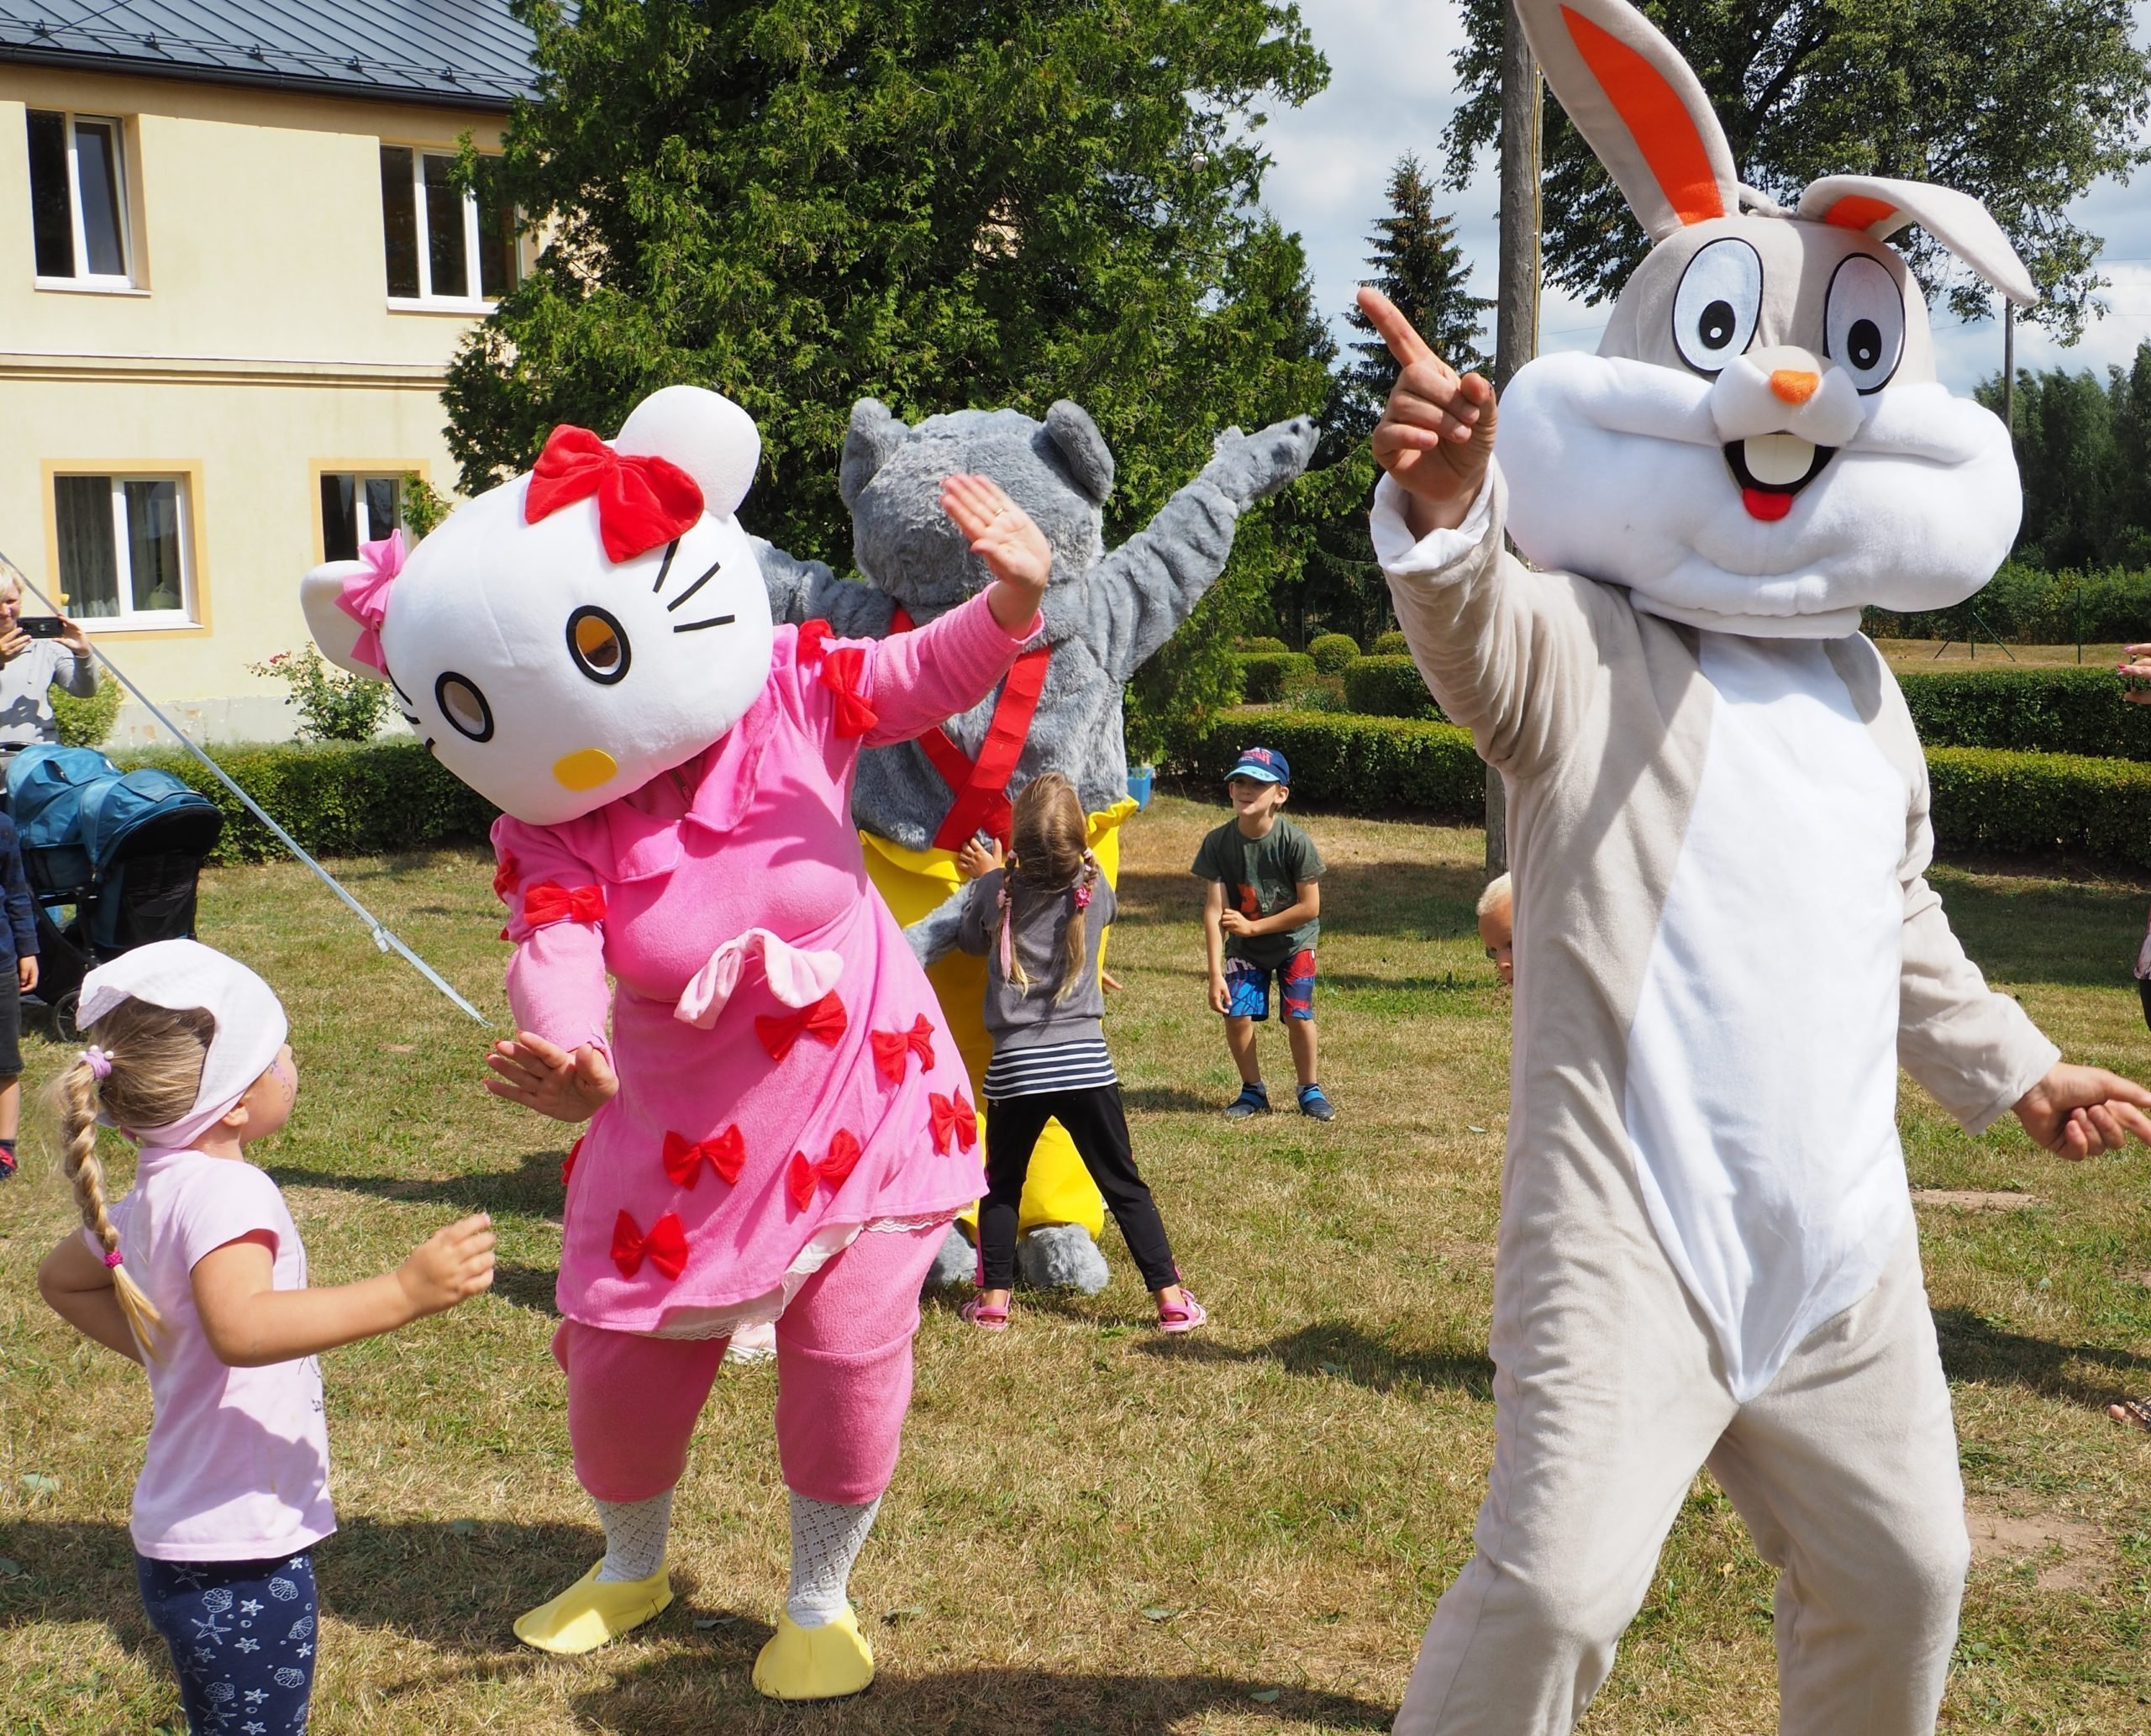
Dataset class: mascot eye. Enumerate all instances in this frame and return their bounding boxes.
[567,606,632,685]
[435,672,494,742]
[1671,238,1764,376]
[1823,255,1905,394]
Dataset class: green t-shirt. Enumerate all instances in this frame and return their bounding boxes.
[1191,814,1324,967]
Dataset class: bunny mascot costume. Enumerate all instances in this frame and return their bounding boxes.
[1366,1,2151,1730]
[299,386,1044,1700]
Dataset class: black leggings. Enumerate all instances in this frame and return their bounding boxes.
[980,1084,1179,1293]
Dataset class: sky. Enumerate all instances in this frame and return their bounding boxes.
[1254,0,2151,395]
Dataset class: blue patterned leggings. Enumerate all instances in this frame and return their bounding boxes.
[136,1551,317,1734]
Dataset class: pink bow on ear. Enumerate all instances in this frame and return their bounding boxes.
[334,532,406,675]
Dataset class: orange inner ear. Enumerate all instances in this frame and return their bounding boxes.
[1821,192,1899,232]
[1562,6,1726,226]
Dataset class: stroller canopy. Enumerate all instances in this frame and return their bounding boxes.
[8,745,224,883]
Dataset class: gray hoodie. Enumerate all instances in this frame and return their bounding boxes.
[955,868,1118,1053]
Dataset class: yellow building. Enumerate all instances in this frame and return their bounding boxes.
[0,3,534,743]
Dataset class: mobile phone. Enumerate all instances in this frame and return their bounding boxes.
[18,616,66,639]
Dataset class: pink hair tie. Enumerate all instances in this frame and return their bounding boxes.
[80,1045,112,1080]
[103,1249,124,1269]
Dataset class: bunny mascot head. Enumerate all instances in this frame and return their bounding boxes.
[1497,0,2033,637]
[299,387,774,827]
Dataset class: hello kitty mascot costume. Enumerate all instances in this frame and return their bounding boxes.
[300,387,1048,1700]
[1362,1,2151,1730]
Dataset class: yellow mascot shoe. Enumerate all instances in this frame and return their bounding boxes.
[751,1607,876,1701]
[513,1560,673,1655]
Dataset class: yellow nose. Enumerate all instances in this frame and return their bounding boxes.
[552,748,618,791]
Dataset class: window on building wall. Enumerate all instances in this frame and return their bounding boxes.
[26,110,132,286]
[320,473,406,561]
[54,475,195,624]
[379,145,517,305]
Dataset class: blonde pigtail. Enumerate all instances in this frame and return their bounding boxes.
[998,855,1032,991]
[56,1056,163,1357]
[1054,854,1102,1002]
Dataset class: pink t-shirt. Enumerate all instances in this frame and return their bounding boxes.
[103,1147,336,1562]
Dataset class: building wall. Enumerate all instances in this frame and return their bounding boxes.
[0,65,510,744]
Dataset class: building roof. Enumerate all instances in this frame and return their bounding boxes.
[0,0,539,109]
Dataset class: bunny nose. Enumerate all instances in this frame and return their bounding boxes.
[553,748,618,791]
[1770,370,1820,404]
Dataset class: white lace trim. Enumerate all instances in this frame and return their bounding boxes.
[642,1213,956,1341]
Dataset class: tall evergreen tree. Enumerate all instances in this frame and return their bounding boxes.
[1339,155,1492,432]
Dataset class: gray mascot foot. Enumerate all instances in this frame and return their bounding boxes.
[925,1223,975,1291]
[1017,1223,1110,1295]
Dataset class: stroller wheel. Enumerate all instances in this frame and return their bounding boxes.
[51,988,80,1044]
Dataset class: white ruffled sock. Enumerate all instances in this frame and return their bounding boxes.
[592,1490,674,1583]
[785,1493,881,1627]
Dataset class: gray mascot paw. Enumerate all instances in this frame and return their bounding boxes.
[902,882,970,969]
[924,1223,975,1290]
[1017,1223,1111,1295]
[1200,414,1320,508]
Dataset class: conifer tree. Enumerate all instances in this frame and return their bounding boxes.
[1339,155,1492,433]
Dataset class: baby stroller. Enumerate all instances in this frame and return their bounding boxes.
[6,745,224,1036]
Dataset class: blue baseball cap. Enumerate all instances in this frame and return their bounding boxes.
[1227,746,1290,786]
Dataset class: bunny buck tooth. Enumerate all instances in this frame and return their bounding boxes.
[1743,434,1815,487]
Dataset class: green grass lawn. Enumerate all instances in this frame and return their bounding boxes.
[2,794,2148,1733]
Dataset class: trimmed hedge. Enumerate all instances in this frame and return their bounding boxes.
[1344,655,1444,721]
[1308,632,1360,674]
[1175,708,1485,818]
[1370,630,1410,656]
[1236,635,1291,654]
[1231,651,1316,702]
[1865,560,2151,644]
[1925,746,2151,871]
[115,740,498,865]
[1896,665,2151,762]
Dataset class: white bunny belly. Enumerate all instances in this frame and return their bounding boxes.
[1622,636,1911,1401]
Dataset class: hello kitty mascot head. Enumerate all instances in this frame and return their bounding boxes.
[299,387,773,825]
[1497,0,2035,637]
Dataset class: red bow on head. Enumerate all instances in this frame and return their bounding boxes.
[870,1014,938,1086]
[819,645,878,738]
[523,881,607,929]
[493,850,519,905]
[663,1127,745,1189]
[787,1128,863,1210]
[756,992,848,1061]
[524,424,706,565]
[611,1209,690,1281]
[928,1089,978,1157]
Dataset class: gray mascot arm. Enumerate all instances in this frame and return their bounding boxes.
[905,877,990,969]
[1083,414,1318,682]
[755,537,844,626]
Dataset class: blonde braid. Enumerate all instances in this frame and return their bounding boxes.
[1054,855,1101,1002]
[998,855,1032,991]
[57,1057,163,1356]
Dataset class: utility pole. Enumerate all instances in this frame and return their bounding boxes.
[2001,299,2016,437]
[1486,0,1540,880]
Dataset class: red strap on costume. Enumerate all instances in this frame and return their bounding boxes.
[755,991,848,1061]
[928,1088,978,1157]
[663,1127,745,1188]
[869,1014,937,1086]
[786,1128,863,1209]
[889,606,1050,850]
[611,1210,689,1281]
[523,425,704,564]
[523,881,607,930]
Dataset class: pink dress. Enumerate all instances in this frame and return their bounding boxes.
[495,592,1028,1335]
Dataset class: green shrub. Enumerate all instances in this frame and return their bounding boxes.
[248,645,392,743]
[52,676,122,748]
[1280,676,1349,713]
[1236,635,1291,655]
[114,740,498,865]
[1170,708,1486,818]
[1896,665,2151,762]
[1231,651,1315,702]
[1370,630,1410,656]
[1344,655,1444,720]
[1308,632,1360,674]
[1924,746,2151,871]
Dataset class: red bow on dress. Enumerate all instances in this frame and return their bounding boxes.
[612,1210,689,1281]
[663,1127,745,1188]
[928,1089,978,1156]
[523,424,706,564]
[787,1129,863,1210]
[523,881,607,929]
[560,1135,581,1188]
[870,1015,938,1086]
[493,850,519,904]
[797,618,834,663]
[756,992,848,1060]
[819,645,878,738]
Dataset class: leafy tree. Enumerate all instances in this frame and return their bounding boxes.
[1975,339,2151,569]
[1443,0,2151,337]
[444,0,1334,749]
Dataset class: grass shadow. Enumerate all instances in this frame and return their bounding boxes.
[1135,1322,1495,1399]
[1114,860,1489,942]
[1934,1305,2151,1409]
[489,1261,564,1316]
[267,1149,566,1221]
[1118,1085,1225,1115]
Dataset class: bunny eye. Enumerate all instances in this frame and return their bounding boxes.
[1824,255,1905,395]
[1671,239,1764,376]
[435,672,494,742]
[567,606,632,685]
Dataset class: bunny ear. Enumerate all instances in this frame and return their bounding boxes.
[1796,176,2037,305]
[299,561,391,683]
[1516,0,1738,239]
[613,385,761,517]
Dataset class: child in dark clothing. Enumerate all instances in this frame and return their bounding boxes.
[954,772,1202,1334]
[0,810,37,1177]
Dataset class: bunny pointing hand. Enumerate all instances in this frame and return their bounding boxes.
[1360,287,1498,541]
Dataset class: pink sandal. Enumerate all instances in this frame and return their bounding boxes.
[960,1296,1009,1331]
[1157,1287,1207,1334]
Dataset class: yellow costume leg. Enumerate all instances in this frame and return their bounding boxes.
[860,797,1137,1243]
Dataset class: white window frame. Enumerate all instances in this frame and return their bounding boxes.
[320,471,408,558]
[384,146,511,312]
[30,111,134,292]
[56,473,197,630]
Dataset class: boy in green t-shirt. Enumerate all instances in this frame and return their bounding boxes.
[1191,746,1333,1120]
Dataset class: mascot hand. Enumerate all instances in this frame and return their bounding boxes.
[2012,1062,2151,1159]
[484,1030,620,1123]
[1202,415,1320,508]
[1361,286,1497,536]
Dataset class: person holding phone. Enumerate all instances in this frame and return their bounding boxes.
[0,564,97,752]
